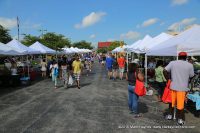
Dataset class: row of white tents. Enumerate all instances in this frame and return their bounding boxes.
[113,25,200,56]
[112,25,200,84]
[0,40,92,56]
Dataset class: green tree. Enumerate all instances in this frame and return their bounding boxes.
[21,34,40,46]
[97,48,107,53]
[107,41,123,51]
[0,25,12,43]
[40,32,71,50]
[73,40,93,50]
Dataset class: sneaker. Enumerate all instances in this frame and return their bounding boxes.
[165,114,172,120]
[134,114,142,118]
[177,119,185,126]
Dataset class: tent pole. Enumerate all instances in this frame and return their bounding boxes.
[145,54,148,86]
[126,52,129,71]
[46,54,47,64]
[27,55,29,77]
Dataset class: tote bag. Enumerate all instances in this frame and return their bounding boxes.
[162,80,172,103]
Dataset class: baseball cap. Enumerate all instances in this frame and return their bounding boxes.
[178,52,187,56]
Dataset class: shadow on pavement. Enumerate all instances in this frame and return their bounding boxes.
[138,102,148,114]
[0,77,44,97]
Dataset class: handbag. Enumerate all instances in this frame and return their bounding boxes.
[68,75,74,85]
[134,72,147,96]
[162,80,172,103]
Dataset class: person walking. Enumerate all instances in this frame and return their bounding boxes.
[85,59,90,76]
[106,53,114,79]
[41,59,47,78]
[61,60,68,88]
[112,56,118,80]
[164,52,194,125]
[117,55,125,80]
[50,60,59,89]
[72,56,82,89]
[126,60,143,117]
[102,54,106,66]
[155,60,166,101]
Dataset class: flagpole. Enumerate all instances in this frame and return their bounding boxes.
[17,17,20,41]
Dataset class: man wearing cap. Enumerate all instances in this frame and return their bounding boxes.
[164,52,194,125]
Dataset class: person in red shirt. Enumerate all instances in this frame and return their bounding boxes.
[117,55,125,80]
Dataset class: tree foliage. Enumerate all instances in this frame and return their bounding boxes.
[41,32,71,50]
[107,41,123,51]
[21,32,71,50]
[97,48,107,53]
[22,34,40,46]
[73,40,93,50]
[0,25,12,43]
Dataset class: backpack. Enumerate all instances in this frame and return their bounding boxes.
[53,67,59,76]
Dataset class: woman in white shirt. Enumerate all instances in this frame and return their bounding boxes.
[41,59,47,78]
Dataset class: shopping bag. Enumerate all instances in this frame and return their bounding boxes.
[162,80,172,103]
[135,79,147,96]
[68,75,73,85]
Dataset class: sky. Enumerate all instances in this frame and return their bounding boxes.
[0,0,200,47]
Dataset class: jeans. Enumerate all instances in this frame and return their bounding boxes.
[128,85,139,114]
[52,74,58,86]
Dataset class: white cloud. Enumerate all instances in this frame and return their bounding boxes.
[168,17,197,31]
[0,17,17,29]
[21,22,41,29]
[171,0,189,5]
[107,38,116,42]
[75,12,106,29]
[142,18,159,27]
[160,22,165,26]
[120,31,141,40]
[89,34,96,39]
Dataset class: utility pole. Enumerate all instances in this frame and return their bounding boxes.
[39,29,47,38]
[17,17,20,41]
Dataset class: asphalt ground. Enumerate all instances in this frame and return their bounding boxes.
[0,61,199,133]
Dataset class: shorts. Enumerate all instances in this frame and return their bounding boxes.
[112,69,118,72]
[102,61,105,64]
[107,67,112,72]
[74,73,80,81]
[171,90,186,110]
[119,68,124,73]
[41,67,46,71]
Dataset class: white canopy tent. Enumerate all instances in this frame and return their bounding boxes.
[112,45,127,53]
[126,40,141,51]
[62,48,73,54]
[62,47,92,54]
[131,35,153,53]
[29,41,56,54]
[139,33,173,53]
[147,25,200,56]
[0,42,22,55]
[7,39,41,55]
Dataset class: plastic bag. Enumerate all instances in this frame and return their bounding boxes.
[68,75,73,85]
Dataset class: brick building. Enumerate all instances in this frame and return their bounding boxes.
[98,42,112,49]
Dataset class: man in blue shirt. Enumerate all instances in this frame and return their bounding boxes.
[106,53,114,79]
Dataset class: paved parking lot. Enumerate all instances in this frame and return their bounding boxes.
[0,62,199,133]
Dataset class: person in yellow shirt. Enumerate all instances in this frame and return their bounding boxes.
[72,56,82,89]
